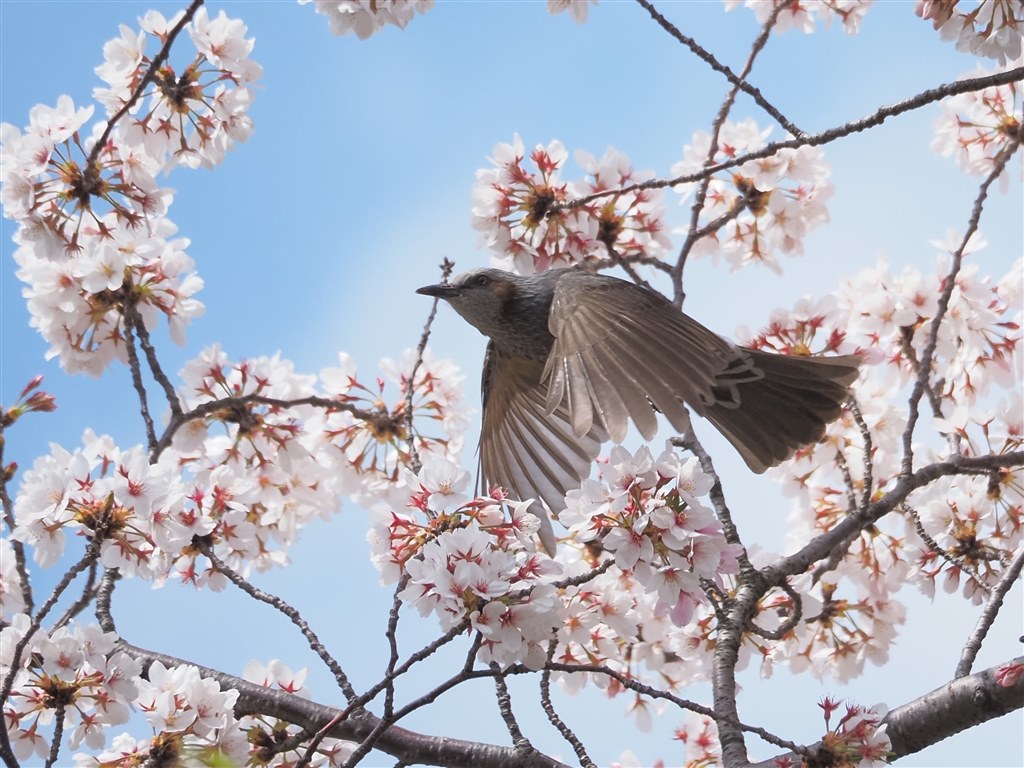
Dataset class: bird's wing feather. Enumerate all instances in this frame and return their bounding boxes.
[480,342,606,552]
[543,271,754,442]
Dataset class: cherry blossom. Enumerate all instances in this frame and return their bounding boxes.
[917,0,1023,65]
[94,8,261,170]
[232,660,357,767]
[321,347,468,508]
[932,57,1022,182]
[724,0,874,35]
[672,119,833,272]
[300,0,435,39]
[548,0,599,24]
[472,136,670,275]
[1,620,141,761]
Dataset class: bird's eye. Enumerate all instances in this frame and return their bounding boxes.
[476,274,489,287]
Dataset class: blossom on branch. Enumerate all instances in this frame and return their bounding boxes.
[917,0,1023,65]
[932,56,1022,181]
[724,0,874,35]
[300,0,435,39]
[672,118,833,272]
[472,135,670,275]
[1,619,141,762]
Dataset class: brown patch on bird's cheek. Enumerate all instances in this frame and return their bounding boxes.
[494,281,518,305]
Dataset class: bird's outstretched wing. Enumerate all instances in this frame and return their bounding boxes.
[543,270,861,472]
[479,342,605,553]
[543,271,753,442]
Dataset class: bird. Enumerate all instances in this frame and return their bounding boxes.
[417,267,861,553]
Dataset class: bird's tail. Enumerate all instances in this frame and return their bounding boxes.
[703,351,862,473]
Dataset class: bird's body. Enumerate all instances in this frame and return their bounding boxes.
[418,267,861,553]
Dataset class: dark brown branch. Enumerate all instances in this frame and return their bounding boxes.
[546,661,810,757]
[674,2,785,304]
[748,656,1024,767]
[152,393,383,460]
[199,542,357,702]
[111,639,571,768]
[634,0,804,138]
[540,640,596,768]
[900,138,1021,477]
[405,257,454,475]
[955,548,1024,678]
[551,67,1024,214]
[768,452,1024,586]
[121,299,159,453]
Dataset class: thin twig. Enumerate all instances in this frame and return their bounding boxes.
[546,661,811,756]
[0,540,102,708]
[0,424,34,615]
[405,258,454,474]
[955,547,1024,678]
[900,138,1020,478]
[383,574,411,721]
[128,301,183,423]
[634,0,804,137]
[747,579,804,641]
[674,2,786,303]
[550,67,1024,214]
[49,560,99,632]
[121,299,159,453]
[152,392,385,460]
[540,640,596,768]
[200,542,357,701]
[490,663,531,751]
[672,431,753,574]
[43,702,66,768]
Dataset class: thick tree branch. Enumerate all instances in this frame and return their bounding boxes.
[748,656,1024,767]
[110,639,570,768]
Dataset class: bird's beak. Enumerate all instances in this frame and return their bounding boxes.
[416,283,460,299]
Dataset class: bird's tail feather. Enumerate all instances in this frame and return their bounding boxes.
[703,351,861,473]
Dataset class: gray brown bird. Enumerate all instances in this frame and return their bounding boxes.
[417,267,861,553]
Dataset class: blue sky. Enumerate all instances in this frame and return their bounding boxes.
[1,1,1021,766]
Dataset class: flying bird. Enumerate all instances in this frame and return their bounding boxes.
[418,267,861,553]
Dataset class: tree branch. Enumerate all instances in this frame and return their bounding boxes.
[747,656,1024,767]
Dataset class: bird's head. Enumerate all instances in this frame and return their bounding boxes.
[416,268,521,338]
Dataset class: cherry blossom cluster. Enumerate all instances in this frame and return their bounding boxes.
[917,0,1023,65]
[320,347,468,508]
[299,0,435,39]
[1,618,142,762]
[672,713,721,767]
[93,8,260,168]
[671,118,834,272]
[369,456,563,668]
[69,660,246,767]
[233,660,356,767]
[723,0,874,35]
[816,698,892,767]
[1,9,259,376]
[932,56,1022,180]
[9,344,466,586]
[737,251,1020,671]
[472,135,671,275]
[756,572,908,683]
[562,444,741,627]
